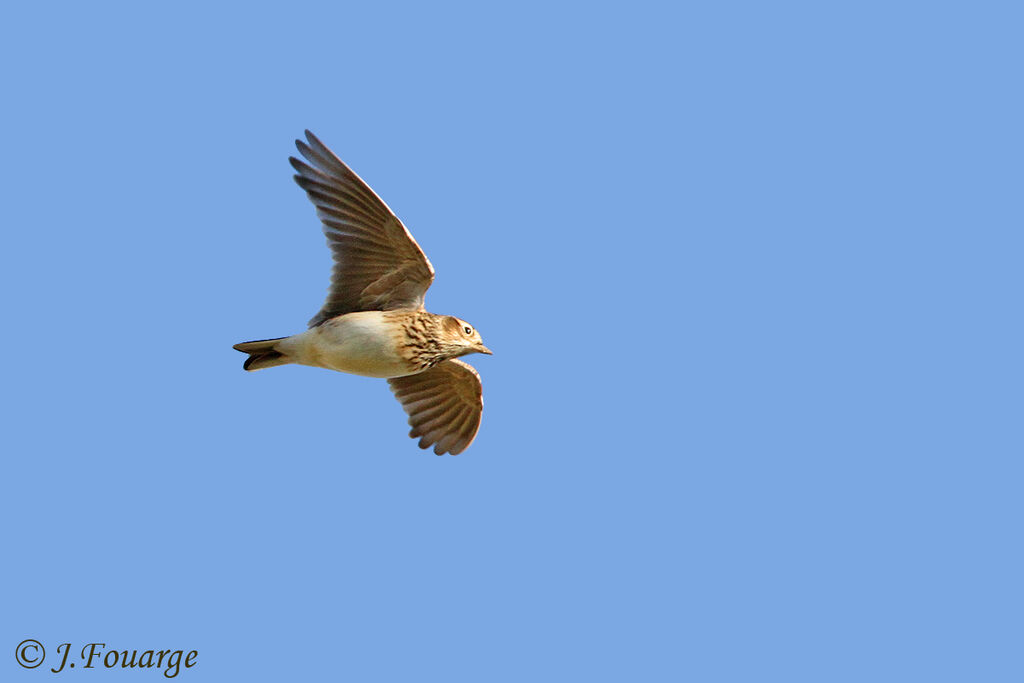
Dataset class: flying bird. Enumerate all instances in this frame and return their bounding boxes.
[234,131,491,455]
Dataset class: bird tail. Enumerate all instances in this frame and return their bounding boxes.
[233,337,291,371]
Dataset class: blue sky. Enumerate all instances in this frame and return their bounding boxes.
[2,2,1021,681]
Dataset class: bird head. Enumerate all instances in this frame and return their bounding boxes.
[441,316,492,358]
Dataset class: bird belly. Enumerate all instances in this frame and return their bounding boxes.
[279,312,417,378]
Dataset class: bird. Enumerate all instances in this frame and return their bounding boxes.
[233,131,491,455]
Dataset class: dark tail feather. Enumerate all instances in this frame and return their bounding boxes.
[233,337,291,371]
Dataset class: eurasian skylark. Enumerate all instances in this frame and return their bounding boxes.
[234,131,491,455]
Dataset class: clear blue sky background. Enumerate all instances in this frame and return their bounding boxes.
[2,2,1021,681]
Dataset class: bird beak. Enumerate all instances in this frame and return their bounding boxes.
[476,344,493,355]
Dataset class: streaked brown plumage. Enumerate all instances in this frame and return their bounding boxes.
[233,131,491,455]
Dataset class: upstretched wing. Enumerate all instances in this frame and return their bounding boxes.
[290,130,435,327]
[388,360,484,455]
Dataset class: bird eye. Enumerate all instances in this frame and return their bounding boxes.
[463,326,473,335]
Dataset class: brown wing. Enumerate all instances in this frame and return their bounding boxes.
[290,130,435,327]
[388,360,484,455]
